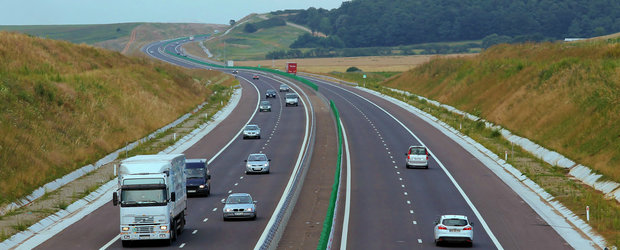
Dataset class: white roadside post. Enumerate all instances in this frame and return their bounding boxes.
[586,206,590,222]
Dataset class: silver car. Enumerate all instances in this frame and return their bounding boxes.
[279,84,290,92]
[285,93,299,107]
[222,193,257,220]
[434,215,474,247]
[245,153,270,174]
[243,124,260,139]
[405,145,428,169]
[259,100,271,112]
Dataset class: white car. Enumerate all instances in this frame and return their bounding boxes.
[405,145,428,169]
[285,93,299,107]
[243,124,260,139]
[245,153,270,174]
[434,215,474,247]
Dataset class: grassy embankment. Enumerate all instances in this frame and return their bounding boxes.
[203,16,306,61]
[334,39,620,245]
[0,31,221,206]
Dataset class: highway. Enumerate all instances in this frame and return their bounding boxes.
[33,34,576,250]
[36,38,316,249]
[304,76,572,249]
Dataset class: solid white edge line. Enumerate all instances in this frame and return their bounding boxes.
[321,82,504,249]
[99,235,120,250]
[339,120,352,250]
[253,75,311,249]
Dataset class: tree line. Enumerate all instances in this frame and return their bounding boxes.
[275,0,620,48]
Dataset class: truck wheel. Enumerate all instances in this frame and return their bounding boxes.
[121,240,131,247]
[168,220,176,245]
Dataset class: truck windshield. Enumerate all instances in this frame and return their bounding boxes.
[121,189,166,207]
[185,168,205,178]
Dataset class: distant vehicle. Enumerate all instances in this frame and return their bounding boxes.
[434,215,474,247]
[265,89,277,98]
[405,146,428,169]
[243,124,260,139]
[232,70,238,74]
[259,100,271,112]
[285,93,299,107]
[222,193,257,220]
[279,84,290,92]
[253,75,259,80]
[185,159,211,196]
[113,154,187,247]
[245,153,270,174]
[189,36,194,41]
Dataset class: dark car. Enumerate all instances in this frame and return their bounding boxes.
[265,89,277,98]
[185,159,211,196]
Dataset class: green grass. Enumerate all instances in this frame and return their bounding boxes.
[204,16,307,61]
[0,23,141,44]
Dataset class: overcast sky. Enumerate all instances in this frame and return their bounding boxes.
[0,0,346,25]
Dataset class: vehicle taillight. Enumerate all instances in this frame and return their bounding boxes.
[463,226,472,231]
[407,155,410,160]
[438,226,447,230]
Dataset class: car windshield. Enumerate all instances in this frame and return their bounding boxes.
[248,155,267,161]
[121,189,166,206]
[442,218,468,226]
[410,148,426,155]
[267,90,275,93]
[280,85,288,88]
[286,94,297,98]
[260,101,270,105]
[185,168,205,178]
[226,195,252,204]
[246,125,258,130]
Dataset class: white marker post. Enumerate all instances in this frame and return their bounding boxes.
[505,151,508,161]
[586,206,590,222]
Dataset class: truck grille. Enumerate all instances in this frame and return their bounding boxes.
[136,226,154,233]
[134,216,154,224]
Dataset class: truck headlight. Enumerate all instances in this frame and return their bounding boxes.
[122,227,130,231]
[160,225,167,230]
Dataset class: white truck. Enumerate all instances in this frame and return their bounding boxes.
[112,154,187,247]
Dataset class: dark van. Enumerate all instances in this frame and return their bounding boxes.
[185,159,211,196]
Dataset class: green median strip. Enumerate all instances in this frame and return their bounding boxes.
[317,100,343,250]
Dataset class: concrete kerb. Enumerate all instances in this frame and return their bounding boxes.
[387,87,620,204]
[254,74,317,250]
[1,88,243,249]
[356,87,608,249]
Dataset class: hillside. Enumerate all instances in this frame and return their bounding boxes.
[0,23,228,55]
[383,40,620,182]
[0,31,219,205]
[202,15,308,61]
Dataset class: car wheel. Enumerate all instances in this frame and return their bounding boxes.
[252,213,257,220]
[121,240,132,247]
[435,240,440,246]
[266,170,270,174]
[257,135,261,139]
[243,136,247,139]
[223,217,228,221]
[405,164,410,169]
[206,188,210,196]
[425,165,429,169]
[296,103,298,106]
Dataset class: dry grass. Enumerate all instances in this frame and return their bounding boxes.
[0,31,221,205]
[232,54,475,73]
[383,41,620,182]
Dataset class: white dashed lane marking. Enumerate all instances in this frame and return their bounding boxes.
[234,183,238,186]
[413,221,417,225]
[406,200,411,204]
[212,208,217,211]
[228,190,232,194]
[418,239,422,244]
[203,218,208,222]
[410,210,414,214]
[192,230,198,234]
[404,192,408,196]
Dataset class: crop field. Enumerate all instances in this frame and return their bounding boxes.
[233,54,476,73]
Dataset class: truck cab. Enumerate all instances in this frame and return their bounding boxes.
[185,159,211,196]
